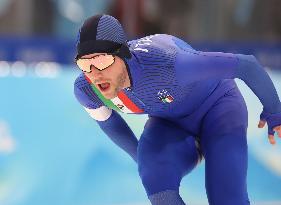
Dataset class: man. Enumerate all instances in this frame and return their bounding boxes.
[74,14,281,205]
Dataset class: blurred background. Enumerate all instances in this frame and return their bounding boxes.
[0,0,281,205]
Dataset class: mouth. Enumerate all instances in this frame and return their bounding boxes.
[97,82,111,92]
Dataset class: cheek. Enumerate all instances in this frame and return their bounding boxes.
[107,67,121,81]
[110,76,119,88]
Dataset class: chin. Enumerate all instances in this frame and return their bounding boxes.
[103,92,117,100]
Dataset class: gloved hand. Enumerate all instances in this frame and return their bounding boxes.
[258,108,281,145]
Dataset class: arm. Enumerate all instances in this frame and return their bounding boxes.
[176,50,281,113]
[84,107,138,162]
[74,74,138,161]
[175,50,281,141]
[235,54,281,114]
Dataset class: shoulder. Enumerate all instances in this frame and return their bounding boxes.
[73,73,103,109]
[126,34,179,69]
[128,34,175,53]
[128,34,195,54]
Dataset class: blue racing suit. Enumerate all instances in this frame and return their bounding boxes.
[74,34,281,205]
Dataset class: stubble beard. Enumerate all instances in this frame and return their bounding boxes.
[103,66,128,99]
[103,69,127,100]
[114,69,127,94]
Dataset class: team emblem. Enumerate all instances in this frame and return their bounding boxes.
[116,104,124,110]
[157,89,174,103]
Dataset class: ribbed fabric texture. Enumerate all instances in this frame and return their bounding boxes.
[74,73,103,109]
[149,190,186,205]
[127,35,193,113]
[96,15,127,44]
[236,54,281,114]
[76,14,128,59]
[125,35,222,116]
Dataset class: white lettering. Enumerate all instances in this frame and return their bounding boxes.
[133,34,159,53]
[135,42,150,47]
[134,48,149,52]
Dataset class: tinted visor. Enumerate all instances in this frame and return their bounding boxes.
[76,54,115,73]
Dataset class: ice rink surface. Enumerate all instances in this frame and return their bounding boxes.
[0,65,281,205]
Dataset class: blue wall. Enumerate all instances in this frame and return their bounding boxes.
[0,37,280,70]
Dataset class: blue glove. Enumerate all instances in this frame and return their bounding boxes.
[259,108,281,144]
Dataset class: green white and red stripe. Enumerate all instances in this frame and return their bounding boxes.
[85,75,143,114]
[114,91,143,113]
[161,96,174,103]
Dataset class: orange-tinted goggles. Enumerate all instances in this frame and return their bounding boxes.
[76,54,115,73]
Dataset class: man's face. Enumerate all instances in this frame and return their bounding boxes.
[81,53,130,99]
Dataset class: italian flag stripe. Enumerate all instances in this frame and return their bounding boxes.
[117,91,143,113]
[85,75,143,113]
[85,75,120,112]
[111,97,134,113]
[90,85,120,112]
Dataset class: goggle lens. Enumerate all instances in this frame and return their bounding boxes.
[76,54,115,73]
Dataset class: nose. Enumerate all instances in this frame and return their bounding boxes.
[90,65,102,75]
[90,65,104,82]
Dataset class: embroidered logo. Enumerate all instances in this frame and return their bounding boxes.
[157,89,174,103]
[116,104,124,110]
